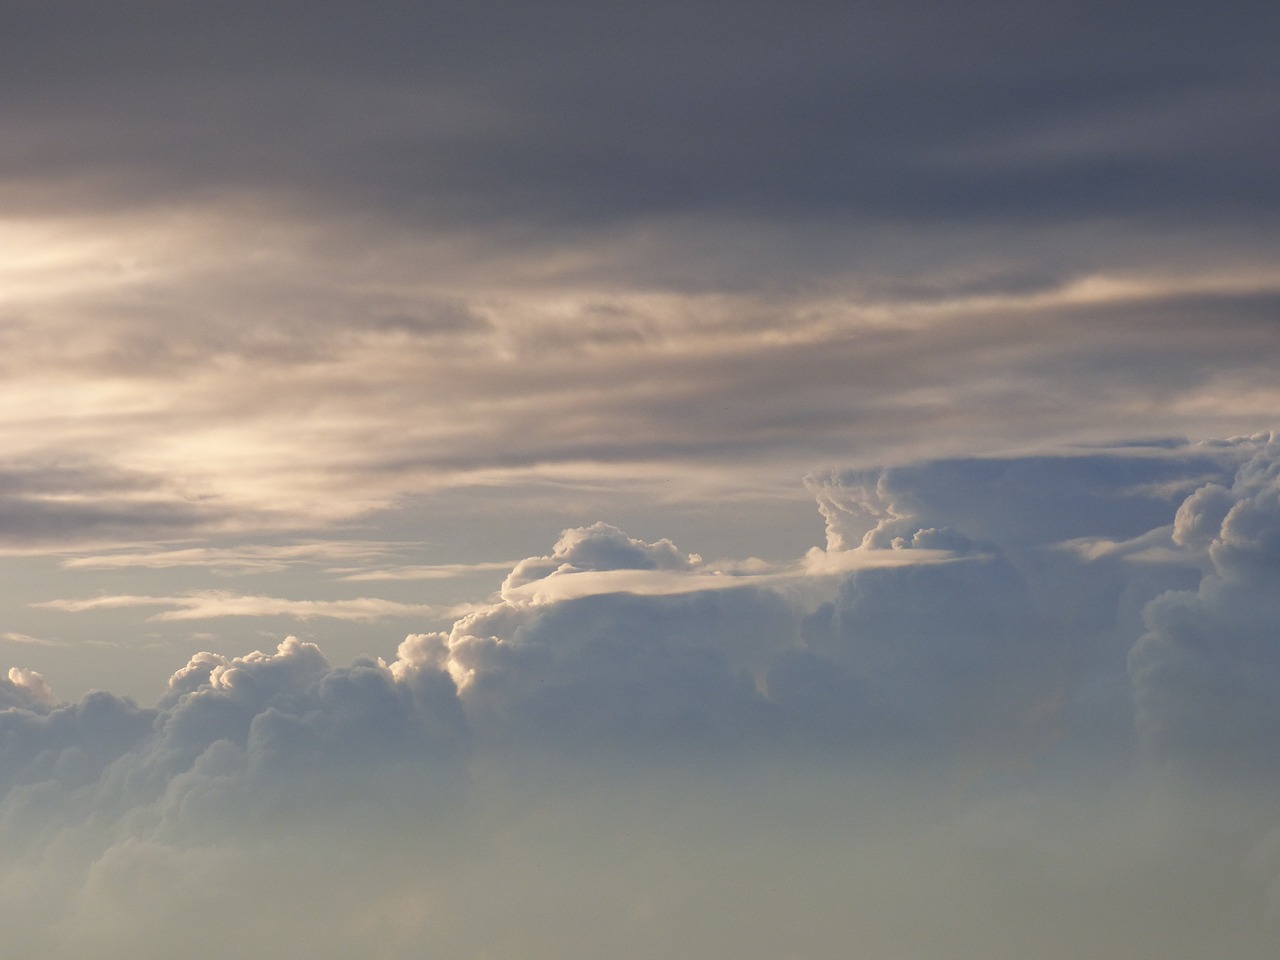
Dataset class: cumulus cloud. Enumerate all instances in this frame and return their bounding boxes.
[22,445,1276,777]
[791,443,1280,762]
[153,637,467,782]
[500,522,699,594]
[0,636,468,852]
[377,523,794,754]
[775,521,1070,761]
[0,631,477,959]
[0,666,58,710]
[445,590,790,754]
[1130,435,1280,774]
[4,441,1280,956]
[807,445,1238,552]
[495,519,961,607]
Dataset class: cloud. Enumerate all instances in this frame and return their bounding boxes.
[780,534,1065,757]
[35,591,441,622]
[495,519,960,607]
[0,635,468,842]
[406,519,998,754]
[0,667,58,709]
[2,0,1279,950]
[333,560,517,582]
[61,541,409,573]
[1,631,67,648]
[3,442,1280,955]
[153,637,467,780]
[0,631,1276,960]
[0,1,1276,555]
[0,688,156,798]
[788,445,1266,759]
[1,204,1279,546]
[382,523,803,753]
[500,521,700,594]
[0,460,216,547]
[807,444,1239,552]
[1130,437,1280,774]
[29,444,1277,774]
[5,1,1276,231]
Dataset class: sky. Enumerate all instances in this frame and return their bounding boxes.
[2,2,1280,956]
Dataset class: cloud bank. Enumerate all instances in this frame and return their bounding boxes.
[0,2,1276,551]
[4,436,1280,957]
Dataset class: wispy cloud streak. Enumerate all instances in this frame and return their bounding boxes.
[333,560,518,582]
[35,591,440,622]
[61,541,413,573]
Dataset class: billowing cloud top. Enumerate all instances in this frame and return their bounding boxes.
[14,437,1280,767]
[4,437,1280,957]
[4,437,1280,956]
[501,521,700,595]
[1131,437,1280,772]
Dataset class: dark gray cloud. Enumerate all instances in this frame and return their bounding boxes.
[0,460,216,544]
[3,0,1277,546]
[4,0,1277,235]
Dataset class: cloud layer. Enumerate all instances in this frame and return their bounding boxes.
[4,437,1280,957]
[0,2,1277,552]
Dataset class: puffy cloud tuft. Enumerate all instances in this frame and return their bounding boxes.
[155,637,468,779]
[1172,483,1236,550]
[501,521,699,596]
[0,666,58,711]
[810,448,1235,551]
[1131,439,1280,773]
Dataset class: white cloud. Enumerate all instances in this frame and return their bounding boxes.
[806,444,1241,553]
[495,520,961,607]
[0,666,57,709]
[1130,437,1280,773]
[35,591,440,622]
[61,541,409,573]
[500,522,699,593]
[1,631,67,648]
[334,560,517,582]
[2,443,1280,956]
